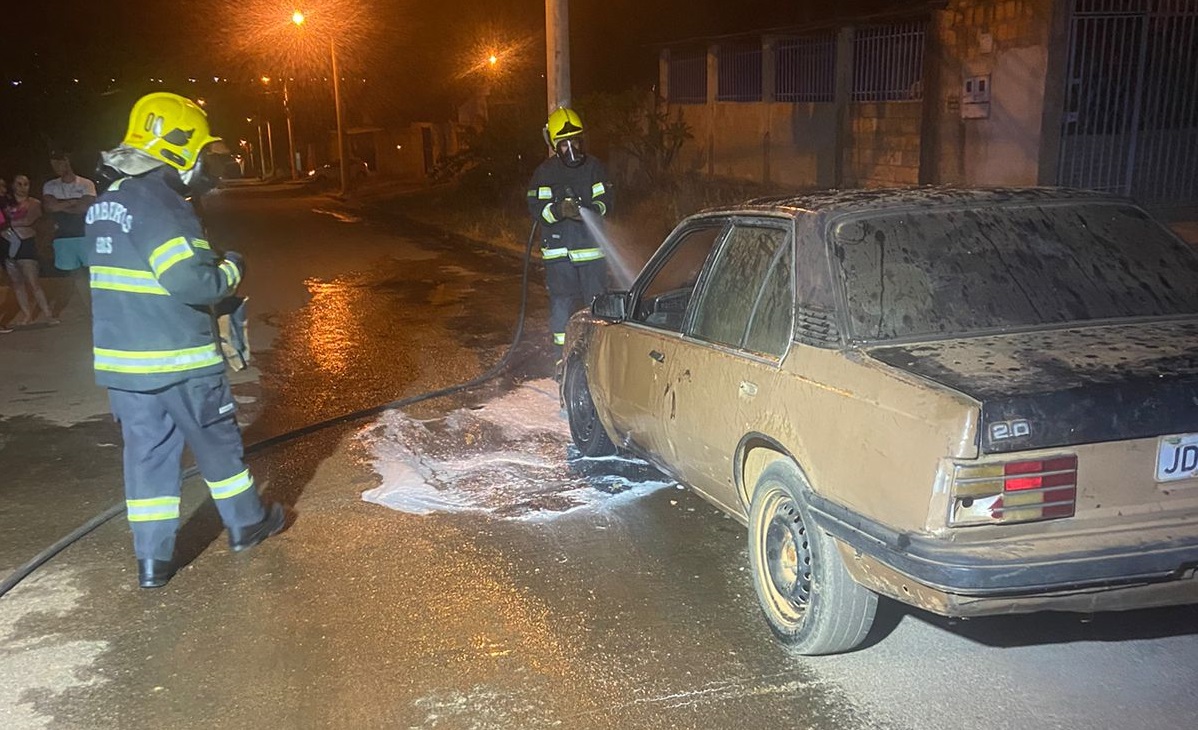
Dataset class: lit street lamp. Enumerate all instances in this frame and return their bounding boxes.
[292,9,348,196]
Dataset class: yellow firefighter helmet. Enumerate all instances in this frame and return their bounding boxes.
[122,92,221,172]
[546,107,585,146]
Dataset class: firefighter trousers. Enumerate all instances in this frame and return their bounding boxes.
[109,374,267,561]
[546,258,607,347]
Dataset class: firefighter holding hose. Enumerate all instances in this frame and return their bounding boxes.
[526,107,612,356]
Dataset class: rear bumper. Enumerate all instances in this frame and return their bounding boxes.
[808,490,1198,614]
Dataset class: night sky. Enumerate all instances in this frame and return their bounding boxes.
[1,0,897,179]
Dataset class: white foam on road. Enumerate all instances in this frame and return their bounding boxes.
[361,379,674,520]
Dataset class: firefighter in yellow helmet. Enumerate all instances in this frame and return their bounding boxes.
[526,107,612,354]
[87,92,286,588]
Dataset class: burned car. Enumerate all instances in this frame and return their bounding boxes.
[560,188,1198,655]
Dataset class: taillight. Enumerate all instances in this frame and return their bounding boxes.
[950,455,1078,526]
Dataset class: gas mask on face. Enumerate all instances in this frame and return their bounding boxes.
[555,138,586,167]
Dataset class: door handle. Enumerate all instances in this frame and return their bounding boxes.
[740,380,758,397]
[649,350,666,363]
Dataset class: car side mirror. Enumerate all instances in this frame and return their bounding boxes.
[592,291,629,322]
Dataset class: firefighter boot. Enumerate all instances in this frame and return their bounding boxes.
[138,559,175,589]
[228,502,287,552]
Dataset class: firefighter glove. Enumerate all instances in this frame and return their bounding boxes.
[556,198,582,221]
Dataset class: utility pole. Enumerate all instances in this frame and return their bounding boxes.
[284,80,298,180]
[545,0,571,114]
[266,120,277,177]
[331,39,348,197]
[256,123,267,179]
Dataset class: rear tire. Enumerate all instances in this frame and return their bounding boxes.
[748,462,877,655]
[564,360,617,457]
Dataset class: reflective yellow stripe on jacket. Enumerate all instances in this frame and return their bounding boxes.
[94,344,223,375]
[568,247,605,263]
[541,247,569,261]
[219,259,241,290]
[591,183,608,216]
[90,266,169,296]
[148,237,195,278]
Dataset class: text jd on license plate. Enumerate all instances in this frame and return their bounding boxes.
[1157,433,1198,482]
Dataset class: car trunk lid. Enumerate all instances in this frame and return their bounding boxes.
[866,319,1198,454]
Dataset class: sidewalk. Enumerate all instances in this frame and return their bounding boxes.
[0,277,104,424]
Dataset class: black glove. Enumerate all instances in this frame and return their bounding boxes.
[555,198,582,221]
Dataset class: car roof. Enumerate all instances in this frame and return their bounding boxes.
[699,186,1130,219]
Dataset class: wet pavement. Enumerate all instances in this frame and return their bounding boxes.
[1,185,1196,730]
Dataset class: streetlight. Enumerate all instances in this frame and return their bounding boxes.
[292,8,347,196]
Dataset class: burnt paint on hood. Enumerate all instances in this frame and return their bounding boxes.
[867,319,1198,453]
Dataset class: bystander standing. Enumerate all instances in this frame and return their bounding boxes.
[43,151,96,318]
[0,177,13,333]
[4,174,56,325]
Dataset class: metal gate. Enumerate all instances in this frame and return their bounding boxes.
[1058,0,1198,206]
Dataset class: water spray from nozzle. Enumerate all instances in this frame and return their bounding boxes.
[579,207,637,288]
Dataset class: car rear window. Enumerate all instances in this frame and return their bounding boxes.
[832,202,1198,341]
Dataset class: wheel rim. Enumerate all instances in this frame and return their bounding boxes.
[760,488,813,623]
[567,368,598,443]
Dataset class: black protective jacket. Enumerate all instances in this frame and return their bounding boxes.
[86,167,242,392]
[526,155,612,264]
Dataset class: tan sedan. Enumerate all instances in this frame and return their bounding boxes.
[560,188,1198,654]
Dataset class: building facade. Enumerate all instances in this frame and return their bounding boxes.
[659,0,1197,212]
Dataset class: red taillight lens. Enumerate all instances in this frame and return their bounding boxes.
[951,455,1078,526]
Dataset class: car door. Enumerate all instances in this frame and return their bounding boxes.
[593,221,729,466]
[660,218,795,512]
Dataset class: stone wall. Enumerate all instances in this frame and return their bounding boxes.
[846,102,923,187]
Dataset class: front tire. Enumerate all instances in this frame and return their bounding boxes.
[748,462,877,655]
[564,360,617,457]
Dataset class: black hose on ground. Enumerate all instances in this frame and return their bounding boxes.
[0,223,540,600]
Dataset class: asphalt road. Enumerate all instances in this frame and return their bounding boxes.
[1,185,1195,730]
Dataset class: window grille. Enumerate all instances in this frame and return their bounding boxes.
[717,43,763,102]
[668,49,707,104]
[851,22,926,101]
[775,34,836,103]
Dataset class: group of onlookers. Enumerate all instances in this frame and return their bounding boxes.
[0,152,96,333]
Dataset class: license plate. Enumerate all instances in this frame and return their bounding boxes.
[1156,433,1198,482]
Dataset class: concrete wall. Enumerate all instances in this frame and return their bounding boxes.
[660,1,1060,190]
[926,0,1057,185]
[672,102,839,188]
[846,102,923,187]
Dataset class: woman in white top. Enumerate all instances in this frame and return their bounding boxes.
[4,174,57,326]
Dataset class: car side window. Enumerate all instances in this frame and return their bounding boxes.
[631,224,726,332]
[743,241,794,357]
[689,224,792,357]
